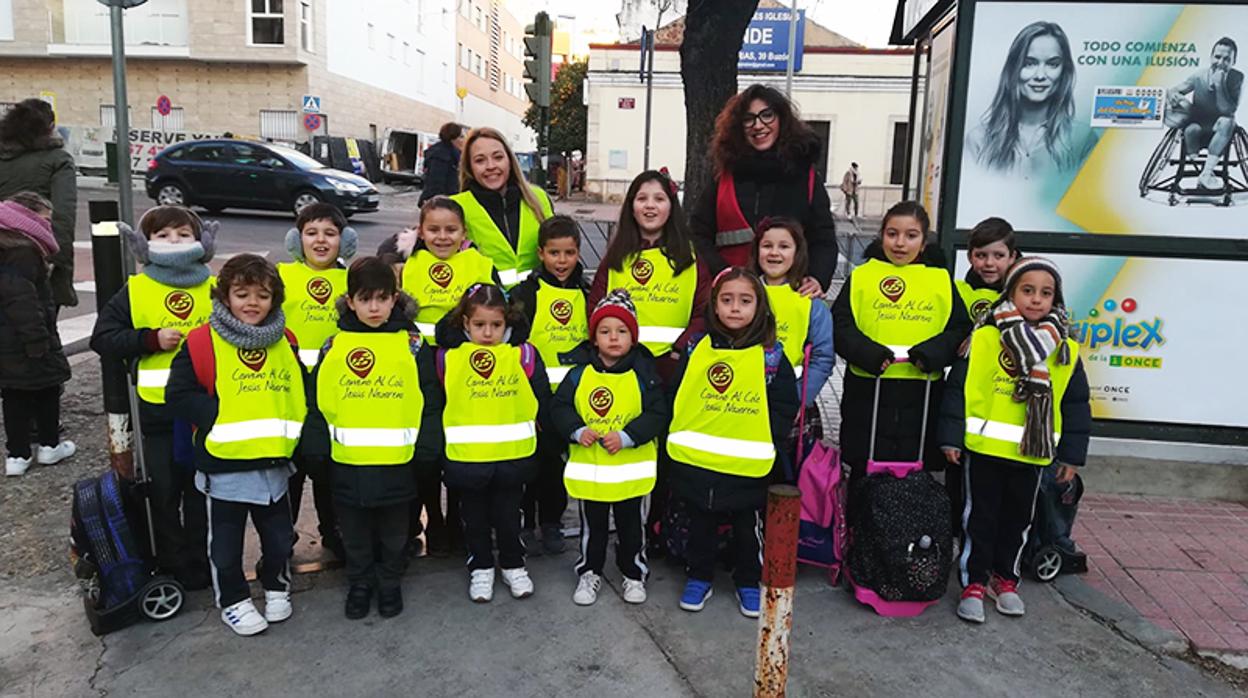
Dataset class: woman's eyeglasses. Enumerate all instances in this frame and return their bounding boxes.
[741,108,777,128]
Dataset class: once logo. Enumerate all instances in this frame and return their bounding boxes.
[997,349,1019,377]
[550,298,574,326]
[470,348,496,379]
[238,348,267,372]
[429,262,454,289]
[879,276,906,303]
[164,290,194,320]
[631,257,654,285]
[970,298,992,322]
[589,386,614,417]
[307,276,333,305]
[347,347,375,379]
[706,361,734,394]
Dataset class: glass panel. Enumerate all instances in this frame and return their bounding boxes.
[252,17,283,44]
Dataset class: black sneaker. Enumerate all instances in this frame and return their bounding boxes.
[345,584,373,620]
[378,587,403,618]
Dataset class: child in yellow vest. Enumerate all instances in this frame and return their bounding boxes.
[668,268,798,618]
[509,214,589,556]
[165,254,307,637]
[306,256,442,620]
[551,290,668,606]
[939,257,1090,624]
[89,205,217,591]
[958,217,1019,325]
[434,284,553,602]
[277,202,358,562]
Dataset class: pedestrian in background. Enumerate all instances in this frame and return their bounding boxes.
[0,98,78,313]
[0,192,74,476]
[840,162,861,220]
[419,122,465,205]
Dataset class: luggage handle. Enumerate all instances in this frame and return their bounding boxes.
[866,357,932,478]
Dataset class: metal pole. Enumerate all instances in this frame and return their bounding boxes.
[643,27,656,171]
[784,1,799,97]
[901,39,924,201]
[109,5,134,226]
[754,484,801,698]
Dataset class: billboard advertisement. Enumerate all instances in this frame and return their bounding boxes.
[955,252,1248,427]
[739,8,805,72]
[955,3,1248,238]
[921,23,956,228]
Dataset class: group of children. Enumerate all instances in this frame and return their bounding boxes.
[0,165,1089,637]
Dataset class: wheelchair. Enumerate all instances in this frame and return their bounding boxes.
[1138,123,1248,207]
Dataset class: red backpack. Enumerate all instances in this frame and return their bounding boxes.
[184,325,300,396]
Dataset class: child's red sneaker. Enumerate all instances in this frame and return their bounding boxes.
[988,575,1026,616]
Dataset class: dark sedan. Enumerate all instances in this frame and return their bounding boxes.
[145,139,380,217]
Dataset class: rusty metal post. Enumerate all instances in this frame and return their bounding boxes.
[754,484,801,697]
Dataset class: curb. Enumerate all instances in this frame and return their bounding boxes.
[1053,574,1190,656]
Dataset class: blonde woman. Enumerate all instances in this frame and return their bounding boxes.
[452,128,553,288]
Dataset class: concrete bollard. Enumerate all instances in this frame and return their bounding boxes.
[90,200,135,480]
[754,484,801,698]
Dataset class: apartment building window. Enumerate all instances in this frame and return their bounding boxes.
[151,107,185,131]
[415,48,426,78]
[473,6,484,31]
[249,0,285,45]
[474,54,483,78]
[889,121,909,186]
[299,0,313,51]
[415,0,423,33]
[460,1,470,19]
[403,41,410,66]
[100,104,133,129]
[442,61,450,83]
[459,43,467,68]
[387,33,395,59]
[259,109,300,141]
[367,23,375,50]
[0,0,14,41]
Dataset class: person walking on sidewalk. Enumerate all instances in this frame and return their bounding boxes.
[0,193,74,476]
[840,162,861,220]
[419,122,465,205]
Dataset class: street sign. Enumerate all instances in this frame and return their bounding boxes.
[155,95,172,116]
[302,95,322,114]
[739,8,805,72]
[455,87,468,100]
[618,97,636,110]
[303,113,322,131]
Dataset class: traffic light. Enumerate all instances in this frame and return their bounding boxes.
[523,12,552,108]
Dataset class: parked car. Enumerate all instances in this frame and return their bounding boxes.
[145,139,380,217]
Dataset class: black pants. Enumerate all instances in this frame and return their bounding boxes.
[1,386,60,459]
[575,496,648,580]
[413,467,460,540]
[684,503,762,588]
[959,454,1042,586]
[288,456,337,539]
[521,435,567,530]
[338,501,409,591]
[460,485,524,570]
[946,461,965,542]
[206,494,292,608]
[145,431,208,574]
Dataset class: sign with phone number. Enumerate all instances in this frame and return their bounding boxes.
[123,128,221,171]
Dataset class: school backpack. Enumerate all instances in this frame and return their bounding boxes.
[847,470,952,604]
[70,471,149,610]
[787,348,848,583]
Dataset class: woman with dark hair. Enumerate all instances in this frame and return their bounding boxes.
[418,122,466,205]
[689,84,838,296]
[0,98,78,310]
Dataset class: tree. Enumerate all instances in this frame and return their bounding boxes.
[524,58,588,155]
[679,0,758,206]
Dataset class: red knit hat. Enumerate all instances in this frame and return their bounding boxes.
[589,289,639,342]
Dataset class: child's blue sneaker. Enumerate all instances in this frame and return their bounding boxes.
[679,579,713,612]
[736,586,761,618]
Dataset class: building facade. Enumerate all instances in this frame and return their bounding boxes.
[455,0,535,151]
[0,0,456,143]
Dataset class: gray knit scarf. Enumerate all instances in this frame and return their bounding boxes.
[144,242,211,288]
[209,298,287,350]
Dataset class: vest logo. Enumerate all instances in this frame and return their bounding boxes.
[631,257,654,286]
[550,298,574,326]
[164,290,194,320]
[879,276,906,303]
[970,298,992,321]
[707,361,734,394]
[307,277,333,305]
[998,349,1019,377]
[237,348,267,372]
[347,347,375,379]
[429,262,454,289]
[470,349,495,379]
[589,386,614,417]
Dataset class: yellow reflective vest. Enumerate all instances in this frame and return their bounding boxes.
[442,342,539,462]
[317,331,424,466]
[278,262,346,368]
[764,283,812,376]
[607,247,697,356]
[667,337,775,477]
[529,279,587,389]
[848,258,952,380]
[564,366,657,502]
[451,188,552,288]
[402,247,496,344]
[129,274,213,404]
[963,326,1078,466]
[203,329,306,460]
[956,280,1000,325]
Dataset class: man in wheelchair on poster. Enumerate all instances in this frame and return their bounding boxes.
[1166,37,1243,191]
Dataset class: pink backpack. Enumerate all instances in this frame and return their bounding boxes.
[790,347,848,584]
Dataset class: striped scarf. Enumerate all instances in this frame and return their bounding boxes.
[983,300,1071,460]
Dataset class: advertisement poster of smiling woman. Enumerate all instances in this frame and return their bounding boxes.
[955,3,1248,238]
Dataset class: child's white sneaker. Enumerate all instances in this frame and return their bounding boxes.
[36,440,76,465]
[221,599,268,636]
[988,576,1026,616]
[573,572,601,606]
[501,567,534,599]
[622,578,647,604]
[263,590,292,622]
[469,569,495,603]
[5,456,32,476]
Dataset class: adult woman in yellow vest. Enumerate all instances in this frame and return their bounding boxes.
[937,257,1090,624]
[89,205,217,591]
[451,127,553,288]
[668,268,798,618]
[830,202,971,481]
